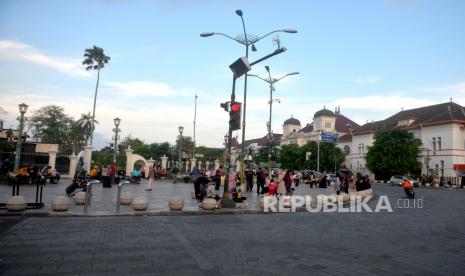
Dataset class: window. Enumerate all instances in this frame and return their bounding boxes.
[440,160,444,178]
[325,122,331,129]
[343,145,350,155]
[437,137,442,151]
[432,138,436,154]
[292,129,296,133]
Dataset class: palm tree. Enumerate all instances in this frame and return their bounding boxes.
[82,45,110,146]
[77,112,98,146]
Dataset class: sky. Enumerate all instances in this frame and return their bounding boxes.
[1,0,464,149]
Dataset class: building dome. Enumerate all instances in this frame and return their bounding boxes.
[314,107,336,118]
[283,116,301,126]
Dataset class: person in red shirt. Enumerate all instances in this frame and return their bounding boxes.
[268,179,277,196]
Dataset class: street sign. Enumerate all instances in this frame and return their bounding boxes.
[306,152,311,160]
[321,132,338,143]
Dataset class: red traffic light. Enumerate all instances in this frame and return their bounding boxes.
[231,103,240,112]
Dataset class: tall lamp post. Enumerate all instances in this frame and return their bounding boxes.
[248,68,299,179]
[178,126,184,172]
[14,103,28,172]
[201,10,297,155]
[112,117,121,163]
[193,94,198,158]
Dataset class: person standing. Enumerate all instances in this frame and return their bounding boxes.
[108,163,116,184]
[283,170,293,195]
[245,169,254,192]
[277,169,286,197]
[146,165,155,191]
[256,168,266,195]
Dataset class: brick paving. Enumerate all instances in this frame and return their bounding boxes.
[0,184,464,275]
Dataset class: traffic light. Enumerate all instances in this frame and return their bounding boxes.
[220,102,230,112]
[230,102,242,130]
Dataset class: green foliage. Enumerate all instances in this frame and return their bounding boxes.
[278,144,302,170]
[256,141,280,164]
[76,112,98,145]
[28,105,73,150]
[366,129,422,180]
[278,141,345,172]
[82,46,110,71]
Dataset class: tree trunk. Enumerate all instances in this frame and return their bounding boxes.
[89,67,100,146]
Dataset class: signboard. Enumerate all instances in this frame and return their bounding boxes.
[321,132,338,143]
[194,153,204,158]
[306,152,311,161]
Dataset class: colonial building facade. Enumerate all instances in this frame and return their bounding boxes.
[280,107,359,146]
[341,101,465,182]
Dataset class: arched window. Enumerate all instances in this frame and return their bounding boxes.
[343,145,350,155]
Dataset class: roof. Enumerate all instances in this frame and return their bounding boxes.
[335,114,360,133]
[283,117,301,126]
[238,133,283,149]
[314,108,336,118]
[353,102,465,134]
[298,123,313,133]
[338,133,352,142]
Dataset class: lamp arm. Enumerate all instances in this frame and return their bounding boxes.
[254,30,283,44]
[213,32,245,45]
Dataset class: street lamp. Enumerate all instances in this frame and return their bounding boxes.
[193,94,198,158]
[247,68,299,179]
[112,117,121,163]
[201,10,298,154]
[14,103,28,172]
[178,126,184,172]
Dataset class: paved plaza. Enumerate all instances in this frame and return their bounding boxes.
[1,183,465,275]
[0,178,338,215]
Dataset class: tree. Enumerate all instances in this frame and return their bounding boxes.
[82,45,110,146]
[277,144,302,170]
[76,112,98,145]
[63,121,86,154]
[28,105,73,149]
[175,136,194,158]
[366,129,422,180]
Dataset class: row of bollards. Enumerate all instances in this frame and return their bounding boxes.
[5,180,186,214]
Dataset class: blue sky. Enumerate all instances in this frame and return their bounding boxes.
[1,0,464,149]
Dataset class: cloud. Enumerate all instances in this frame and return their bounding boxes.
[329,93,436,112]
[0,40,92,78]
[420,82,465,96]
[106,81,176,97]
[348,76,383,84]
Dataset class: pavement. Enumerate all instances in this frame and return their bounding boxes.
[0,184,464,275]
[0,178,339,216]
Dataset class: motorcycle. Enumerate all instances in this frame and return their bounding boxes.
[404,187,415,199]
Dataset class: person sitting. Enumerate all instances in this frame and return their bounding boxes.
[16,165,29,184]
[132,168,141,184]
[232,182,247,203]
[268,178,278,196]
[66,178,87,196]
[49,168,60,184]
[89,166,98,179]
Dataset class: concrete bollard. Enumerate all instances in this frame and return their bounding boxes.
[119,192,133,205]
[74,192,86,205]
[132,196,149,211]
[169,197,184,211]
[7,196,26,211]
[202,198,217,210]
[52,196,70,212]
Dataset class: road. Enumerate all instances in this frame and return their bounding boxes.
[1,184,465,275]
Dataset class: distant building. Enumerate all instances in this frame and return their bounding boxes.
[280,106,359,146]
[344,101,465,182]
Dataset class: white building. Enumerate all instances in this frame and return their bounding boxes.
[281,107,359,146]
[342,101,465,183]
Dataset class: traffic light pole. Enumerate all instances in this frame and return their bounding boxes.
[222,48,287,207]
